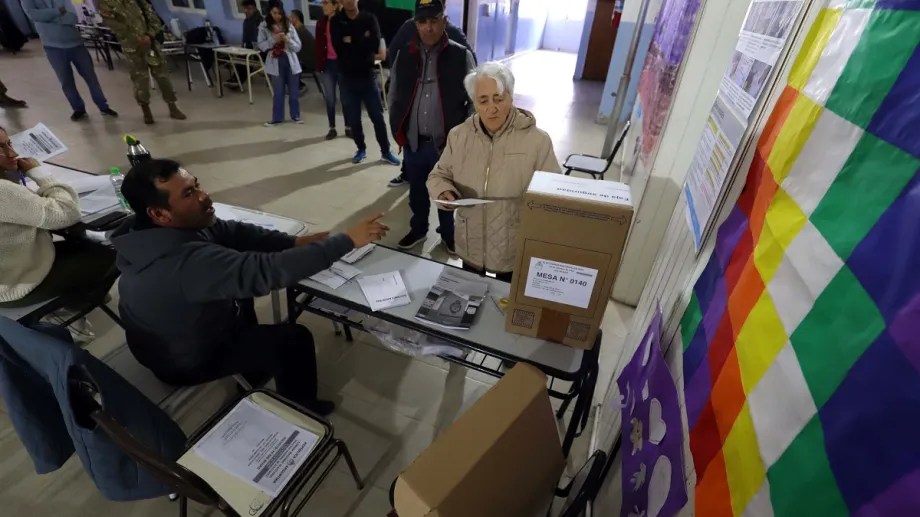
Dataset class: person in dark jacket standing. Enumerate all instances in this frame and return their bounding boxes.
[290,9,316,95]
[241,0,263,49]
[388,0,473,254]
[225,0,264,91]
[112,159,389,416]
[384,0,472,188]
[331,0,401,165]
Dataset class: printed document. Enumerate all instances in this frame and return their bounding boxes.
[193,398,319,497]
[10,123,68,162]
[358,271,411,311]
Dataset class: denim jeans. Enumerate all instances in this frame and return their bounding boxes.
[321,59,348,129]
[270,54,300,123]
[406,138,454,243]
[44,45,109,112]
[341,74,390,153]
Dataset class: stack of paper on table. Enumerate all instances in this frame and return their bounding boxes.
[416,269,489,330]
[79,182,120,215]
[357,271,410,311]
[340,243,375,264]
[310,262,361,289]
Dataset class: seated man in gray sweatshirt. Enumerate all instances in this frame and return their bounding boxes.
[112,159,388,415]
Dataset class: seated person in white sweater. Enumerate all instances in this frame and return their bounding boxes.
[0,126,116,308]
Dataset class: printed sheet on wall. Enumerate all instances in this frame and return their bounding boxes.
[684,0,804,250]
[678,1,920,515]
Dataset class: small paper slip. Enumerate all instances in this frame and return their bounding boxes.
[357,271,411,312]
[434,198,494,207]
[340,243,376,264]
[310,270,347,289]
[192,398,320,497]
[310,261,361,289]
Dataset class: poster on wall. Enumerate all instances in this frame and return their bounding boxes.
[618,309,687,517]
[682,0,804,250]
[719,0,803,119]
[683,97,746,248]
[636,0,704,167]
[680,1,920,515]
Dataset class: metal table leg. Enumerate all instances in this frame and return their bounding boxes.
[560,333,602,456]
[246,57,253,104]
[216,55,224,97]
[271,290,282,323]
[185,47,192,91]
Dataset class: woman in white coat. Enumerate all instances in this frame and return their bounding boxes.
[259,5,303,126]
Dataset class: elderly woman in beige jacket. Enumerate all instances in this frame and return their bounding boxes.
[427,61,560,281]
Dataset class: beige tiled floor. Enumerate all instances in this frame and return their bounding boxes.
[0,47,632,516]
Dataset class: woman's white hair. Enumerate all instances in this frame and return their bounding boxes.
[464,61,515,99]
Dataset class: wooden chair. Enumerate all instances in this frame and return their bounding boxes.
[563,121,632,180]
[69,367,363,517]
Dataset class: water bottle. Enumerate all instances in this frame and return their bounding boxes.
[124,134,151,167]
[109,167,132,212]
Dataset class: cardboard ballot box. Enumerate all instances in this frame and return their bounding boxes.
[506,172,633,349]
[394,364,564,517]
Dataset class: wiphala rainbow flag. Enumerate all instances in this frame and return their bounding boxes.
[679,1,920,515]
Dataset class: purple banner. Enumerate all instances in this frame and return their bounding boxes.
[618,309,688,517]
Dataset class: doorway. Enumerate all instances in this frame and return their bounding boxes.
[542,0,590,52]
[474,0,513,62]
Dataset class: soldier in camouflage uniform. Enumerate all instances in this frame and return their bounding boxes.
[97,0,186,124]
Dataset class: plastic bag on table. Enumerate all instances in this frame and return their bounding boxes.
[364,317,466,358]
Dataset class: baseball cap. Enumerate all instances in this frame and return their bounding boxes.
[414,0,445,20]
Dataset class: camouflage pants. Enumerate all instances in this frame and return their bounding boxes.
[127,46,177,105]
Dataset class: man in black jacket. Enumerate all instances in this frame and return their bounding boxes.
[384,0,472,189]
[241,0,262,49]
[388,0,473,254]
[112,159,388,415]
[332,0,401,166]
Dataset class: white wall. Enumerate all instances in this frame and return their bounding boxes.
[612,0,752,306]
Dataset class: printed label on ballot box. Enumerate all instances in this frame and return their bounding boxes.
[524,258,598,309]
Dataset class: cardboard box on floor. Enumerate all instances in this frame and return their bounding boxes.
[506,172,634,349]
[394,364,564,517]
